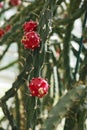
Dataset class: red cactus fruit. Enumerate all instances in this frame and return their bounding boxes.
[9,0,21,6]
[22,31,41,49]
[0,28,5,38]
[29,77,49,98]
[23,20,38,33]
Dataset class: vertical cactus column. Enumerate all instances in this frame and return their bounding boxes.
[0,0,87,130]
[25,1,56,129]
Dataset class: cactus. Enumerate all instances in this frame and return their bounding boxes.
[41,85,87,130]
[0,0,87,130]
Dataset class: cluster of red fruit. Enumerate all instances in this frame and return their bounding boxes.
[29,77,49,98]
[22,21,49,98]
[22,20,41,50]
[0,25,11,38]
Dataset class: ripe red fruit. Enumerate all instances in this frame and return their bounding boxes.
[9,0,21,6]
[29,78,49,98]
[22,31,41,49]
[5,25,11,32]
[0,28,5,38]
[23,20,37,33]
[0,2,3,8]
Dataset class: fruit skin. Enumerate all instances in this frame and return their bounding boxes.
[0,28,5,38]
[9,0,21,6]
[5,25,11,32]
[23,20,38,33]
[0,2,3,8]
[22,31,41,49]
[29,77,49,98]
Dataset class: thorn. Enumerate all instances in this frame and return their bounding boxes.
[26,71,29,75]
[25,93,29,96]
[22,78,28,82]
[20,56,26,62]
[29,128,32,130]
[14,88,17,91]
[18,62,24,67]
[34,105,39,110]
